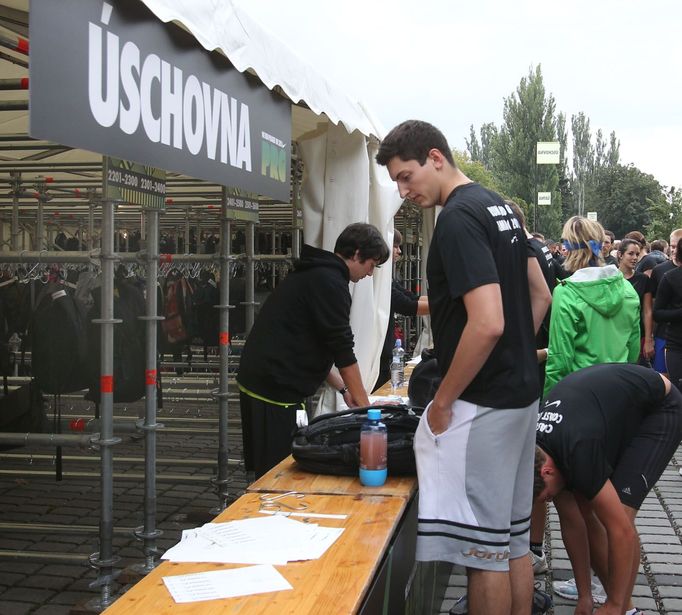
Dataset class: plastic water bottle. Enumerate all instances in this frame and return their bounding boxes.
[390,338,405,393]
[359,408,387,487]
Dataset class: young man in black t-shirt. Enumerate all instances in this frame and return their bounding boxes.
[535,363,682,615]
[377,120,552,615]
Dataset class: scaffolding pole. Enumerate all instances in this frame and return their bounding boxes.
[10,171,19,251]
[87,199,121,611]
[245,221,255,334]
[0,432,96,447]
[133,207,163,573]
[212,187,233,512]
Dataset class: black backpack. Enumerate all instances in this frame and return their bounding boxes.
[29,284,90,394]
[291,405,423,476]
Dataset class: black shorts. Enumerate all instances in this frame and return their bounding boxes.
[611,385,682,509]
[239,391,302,479]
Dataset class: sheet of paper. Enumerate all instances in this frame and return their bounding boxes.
[162,515,345,565]
[161,535,289,565]
[162,564,292,603]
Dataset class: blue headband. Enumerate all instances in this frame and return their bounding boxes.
[562,239,603,258]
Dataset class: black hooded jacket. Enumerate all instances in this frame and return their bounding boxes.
[237,244,357,403]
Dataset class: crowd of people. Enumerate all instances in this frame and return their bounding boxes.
[235,118,682,615]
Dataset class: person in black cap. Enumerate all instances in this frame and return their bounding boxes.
[534,363,682,615]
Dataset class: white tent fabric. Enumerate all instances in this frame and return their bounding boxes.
[139,0,382,138]
[298,125,400,414]
[140,0,403,407]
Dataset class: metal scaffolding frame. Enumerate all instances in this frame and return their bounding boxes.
[0,183,302,608]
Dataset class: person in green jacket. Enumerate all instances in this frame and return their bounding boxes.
[543,216,641,398]
[541,216,641,605]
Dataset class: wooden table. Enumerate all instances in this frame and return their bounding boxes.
[102,492,407,615]
[247,455,417,500]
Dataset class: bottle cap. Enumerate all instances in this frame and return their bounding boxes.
[395,339,402,348]
[367,408,382,421]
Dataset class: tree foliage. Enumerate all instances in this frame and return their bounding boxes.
[556,112,573,223]
[571,112,592,217]
[587,164,665,237]
[464,66,665,241]
[488,65,561,238]
[646,187,682,239]
[452,150,501,193]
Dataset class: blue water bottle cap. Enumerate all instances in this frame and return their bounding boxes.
[367,408,382,421]
[395,338,402,348]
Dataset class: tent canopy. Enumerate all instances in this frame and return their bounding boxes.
[139,0,385,140]
[0,0,402,399]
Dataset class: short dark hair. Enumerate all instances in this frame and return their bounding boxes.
[376,120,455,167]
[624,230,646,247]
[604,229,615,243]
[533,447,547,500]
[334,223,390,264]
[393,228,403,247]
[618,238,641,256]
[651,239,668,253]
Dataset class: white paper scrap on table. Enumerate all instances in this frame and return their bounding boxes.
[162,564,292,603]
[368,395,408,404]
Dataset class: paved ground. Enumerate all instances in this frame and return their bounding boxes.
[0,371,247,615]
[440,450,682,615]
[2,377,681,615]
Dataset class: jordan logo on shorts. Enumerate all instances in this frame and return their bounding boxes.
[462,547,510,562]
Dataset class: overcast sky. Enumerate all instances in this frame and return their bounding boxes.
[242,0,682,191]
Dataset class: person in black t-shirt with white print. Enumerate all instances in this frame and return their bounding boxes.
[377,120,552,615]
[535,363,682,615]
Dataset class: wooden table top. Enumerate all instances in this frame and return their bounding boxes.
[103,492,407,615]
[247,455,416,499]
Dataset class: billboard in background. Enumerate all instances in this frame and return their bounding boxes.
[537,192,552,205]
[536,142,560,165]
[30,0,291,201]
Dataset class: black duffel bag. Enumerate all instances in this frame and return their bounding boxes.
[291,404,423,476]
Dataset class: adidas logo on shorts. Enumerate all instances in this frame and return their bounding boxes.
[622,486,632,495]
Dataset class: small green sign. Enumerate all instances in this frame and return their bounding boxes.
[223,187,259,223]
[103,157,166,210]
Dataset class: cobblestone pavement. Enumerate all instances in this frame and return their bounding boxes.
[440,450,682,615]
[2,385,681,615]
[0,380,246,615]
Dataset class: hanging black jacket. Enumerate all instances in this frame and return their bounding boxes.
[237,245,356,403]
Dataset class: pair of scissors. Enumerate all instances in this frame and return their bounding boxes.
[259,491,308,511]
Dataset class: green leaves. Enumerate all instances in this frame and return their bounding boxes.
[463,64,669,240]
